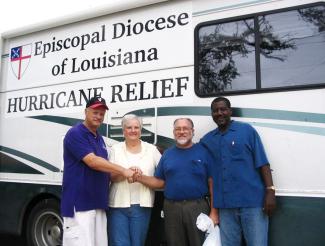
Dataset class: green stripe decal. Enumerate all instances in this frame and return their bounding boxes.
[0,152,43,174]
[29,115,81,127]
[193,0,272,16]
[28,106,325,139]
[0,146,60,172]
[29,115,154,142]
[157,106,325,124]
[250,122,325,136]
[29,115,108,136]
[233,107,325,124]
[157,106,325,136]
[126,108,155,117]
[29,107,325,125]
[158,107,210,116]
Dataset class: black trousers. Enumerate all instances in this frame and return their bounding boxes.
[163,198,210,246]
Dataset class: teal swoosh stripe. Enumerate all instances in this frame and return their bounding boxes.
[29,115,108,136]
[157,106,325,136]
[0,151,43,174]
[28,105,325,140]
[29,115,154,139]
[250,122,325,136]
[32,106,325,125]
[0,145,60,172]
[126,108,155,117]
[193,0,271,16]
[29,115,81,127]
[233,108,325,124]
[158,107,210,116]
[157,106,325,124]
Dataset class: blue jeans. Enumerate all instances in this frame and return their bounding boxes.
[219,207,269,246]
[107,204,151,246]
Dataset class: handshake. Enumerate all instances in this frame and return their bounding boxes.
[127,166,143,183]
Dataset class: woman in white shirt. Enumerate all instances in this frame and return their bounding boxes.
[107,114,161,246]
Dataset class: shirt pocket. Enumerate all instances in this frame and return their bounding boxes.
[63,224,81,246]
[191,159,207,177]
[64,222,79,237]
[228,139,244,160]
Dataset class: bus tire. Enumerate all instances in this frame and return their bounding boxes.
[26,198,63,246]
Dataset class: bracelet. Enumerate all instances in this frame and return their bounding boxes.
[266,185,275,191]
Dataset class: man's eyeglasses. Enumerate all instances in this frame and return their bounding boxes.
[174,127,193,133]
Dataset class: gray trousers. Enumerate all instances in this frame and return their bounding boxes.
[163,198,210,246]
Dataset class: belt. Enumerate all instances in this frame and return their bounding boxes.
[165,197,206,203]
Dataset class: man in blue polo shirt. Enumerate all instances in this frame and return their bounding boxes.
[200,97,276,246]
[135,118,218,246]
[61,96,134,246]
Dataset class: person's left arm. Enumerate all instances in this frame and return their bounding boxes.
[250,125,277,216]
[260,164,276,216]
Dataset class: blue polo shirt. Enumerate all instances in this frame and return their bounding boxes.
[61,123,110,217]
[200,121,268,208]
[154,143,211,201]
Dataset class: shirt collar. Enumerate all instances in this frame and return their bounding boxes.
[79,122,99,137]
[122,140,147,157]
[213,120,236,135]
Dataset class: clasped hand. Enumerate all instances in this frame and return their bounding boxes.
[127,166,142,183]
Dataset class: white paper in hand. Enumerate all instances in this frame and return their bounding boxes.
[196,213,222,246]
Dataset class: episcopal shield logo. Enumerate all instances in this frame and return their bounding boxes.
[10,44,32,80]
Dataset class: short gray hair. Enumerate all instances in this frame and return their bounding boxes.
[121,114,143,129]
[173,118,194,128]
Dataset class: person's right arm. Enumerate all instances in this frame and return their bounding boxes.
[135,148,164,189]
[111,166,142,183]
[83,153,134,179]
[110,173,125,182]
[136,174,165,189]
[64,128,134,179]
[208,177,219,225]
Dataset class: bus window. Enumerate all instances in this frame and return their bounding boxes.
[195,3,325,96]
[260,6,325,88]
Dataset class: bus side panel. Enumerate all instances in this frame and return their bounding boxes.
[270,196,325,246]
[0,181,61,235]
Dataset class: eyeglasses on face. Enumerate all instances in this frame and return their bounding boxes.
[174,127,192,133]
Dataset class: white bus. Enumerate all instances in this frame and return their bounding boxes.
[1,0,325,245]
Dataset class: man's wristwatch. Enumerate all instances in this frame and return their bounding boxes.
[266,185,276,191]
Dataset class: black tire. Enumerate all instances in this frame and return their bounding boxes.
[26,198,63,246]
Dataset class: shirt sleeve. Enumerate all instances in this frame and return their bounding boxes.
[109,145,116,163]
[205,149,215,178]
[154,155,165,180]
[153,147,162,167]
[250,127,269,168]
[64,128,93,162]
[198,142,214,177]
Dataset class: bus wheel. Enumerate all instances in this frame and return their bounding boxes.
[26,198,63,246]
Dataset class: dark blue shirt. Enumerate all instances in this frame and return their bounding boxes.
[61,123,110,217]
[201,121,269,208]
[154,143,211,201]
